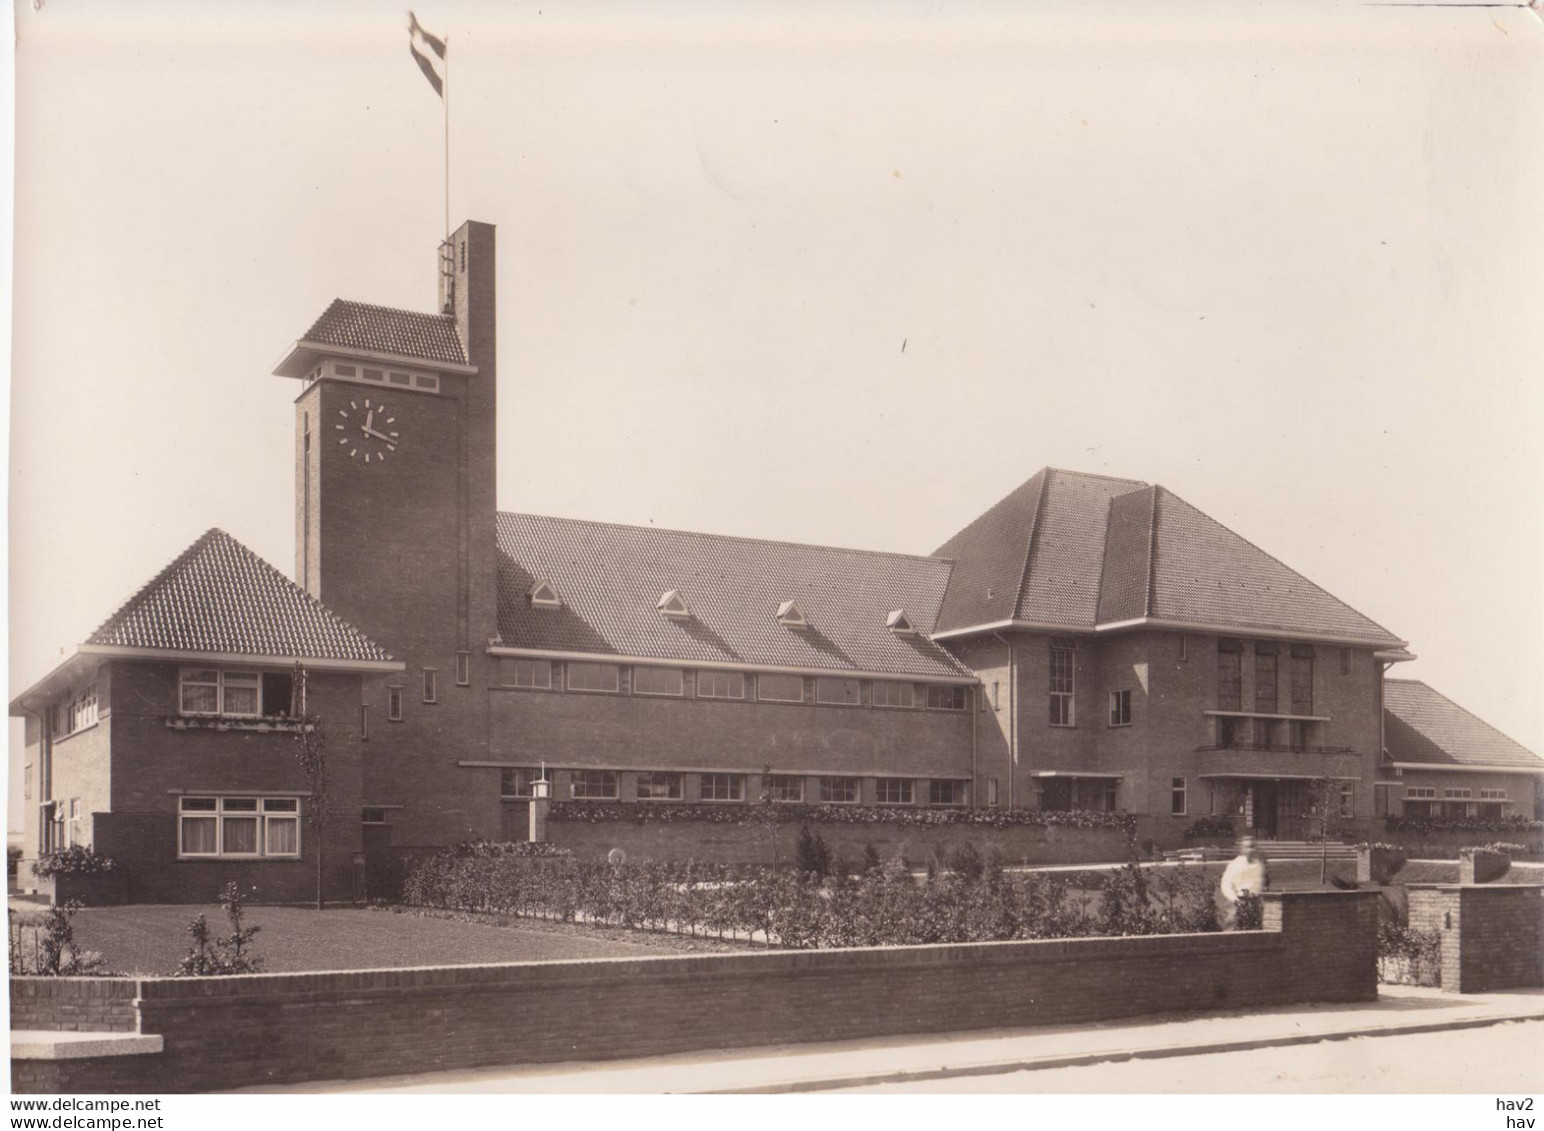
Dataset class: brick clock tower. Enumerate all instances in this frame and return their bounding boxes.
[273,220,499,848]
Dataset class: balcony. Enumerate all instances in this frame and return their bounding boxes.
[1194,741,1361,780]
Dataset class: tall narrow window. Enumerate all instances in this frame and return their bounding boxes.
[422,669,438,703]
[1171,777,1187,815]
[1340,647,1351,674]
[1049,638,1076,726]
[986,777,999,807]
[359,703,369,741]
[1253,643,1278,714]
[1290,645,1313,716]
[1217,639,1242,710]
[1108,689,1131,727]
[387,686,404,721]
[455,652,471,686]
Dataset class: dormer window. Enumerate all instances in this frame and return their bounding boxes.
[886,609,915,635]
[775,600,807,627]
[529,580,561,608]
[657,589,690,619]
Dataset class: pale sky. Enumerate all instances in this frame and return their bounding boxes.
[8,0,1544,831]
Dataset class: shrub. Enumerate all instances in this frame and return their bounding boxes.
[174,883,264,976]
[1378,923,1441,987]
[794,826,833,878]
[1386,815,1541,835]
[1234,891,1264,931]
[9,902,107,976]
[399,850,1225,948]
[31,846,118,879]
[1185,817,1236,839]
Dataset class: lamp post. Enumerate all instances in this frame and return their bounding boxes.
[529,771,552,843]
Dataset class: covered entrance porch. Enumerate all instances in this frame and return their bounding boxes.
[1200,773,1354,840]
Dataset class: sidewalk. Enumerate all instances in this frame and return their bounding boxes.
[230,984,1544,1094]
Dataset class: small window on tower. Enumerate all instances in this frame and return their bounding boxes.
[388,687,404,722]
[423,669,438,703]
[455,652,471,686]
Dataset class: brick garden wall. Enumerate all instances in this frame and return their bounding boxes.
[10,891,1377,1094]
[1407,884,1544,993]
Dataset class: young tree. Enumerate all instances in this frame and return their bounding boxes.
[1301,754,1358,885]
[291,662,332,910]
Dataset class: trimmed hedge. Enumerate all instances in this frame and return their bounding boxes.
[400,847,1220,948]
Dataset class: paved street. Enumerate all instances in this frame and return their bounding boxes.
[837,1019,1544,1093]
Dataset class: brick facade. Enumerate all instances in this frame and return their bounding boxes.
[9,891,1377,1094]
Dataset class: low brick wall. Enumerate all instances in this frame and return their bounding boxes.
[1380,827,1543,860]
[10,979,140,1034]
[1408,883,1544,994]
[10,891,1377,1094]
[546,815,1136,867]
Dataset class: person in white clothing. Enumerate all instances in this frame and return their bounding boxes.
[1218,836,1268,930]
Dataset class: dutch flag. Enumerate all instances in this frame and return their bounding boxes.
[408,11,447,98]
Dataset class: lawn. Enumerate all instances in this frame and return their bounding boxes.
[17,903,723,975]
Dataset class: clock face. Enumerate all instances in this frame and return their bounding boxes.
[333,397,401,465]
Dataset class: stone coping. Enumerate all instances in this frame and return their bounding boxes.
[11,1032,164,1061]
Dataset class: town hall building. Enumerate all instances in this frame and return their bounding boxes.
[14,220,1542,901]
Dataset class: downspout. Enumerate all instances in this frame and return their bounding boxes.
[991,631,1016,811]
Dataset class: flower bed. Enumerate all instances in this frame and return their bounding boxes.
[550,801,1137,831]
[400,846,1220,948]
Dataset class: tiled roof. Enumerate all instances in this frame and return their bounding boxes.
[300,299,465,365]
[86,529,395,663]
[1018,470,1148,626]
[1128,487,1402,645]
[934,467,1404,645]
[931,468,1147,632]
[1383,680,1543,770]
[931,469,1048,632]
[496,513,973,680]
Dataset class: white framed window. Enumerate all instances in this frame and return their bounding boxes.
[926,685,968,711]
[179,796,299,859]
[636,772,683,801]
[1443,788,1473,799]
[819,777,859,804]
[928,780,965,807]
[422,669,438,703]
[766,774,804,802]
[872,681,915,709]
[455,652,471,686]
[1109,689,1132,727]
[60,686,99,736]
[1171,776,1187,816]
[360,703,369,741]
[700,773,744,802]
[1049,639,1076,726]
[1339,784,1355,819]
[387,686,404,721]
[571,770,619,800]
[66,799,82,847]
[757,674,804,703]
[633,667,684,697]
[986,777,999,807]
[815,677,861,706]
[179,668,261,718]
[509,659,552,690]
[1406,787,1437,799]
[697,670,745,700]
[500,768,539,798]
[876,778,914,805]
[568,662,620,694]
[1179,634,1189,662]
[1479,789,1508,801]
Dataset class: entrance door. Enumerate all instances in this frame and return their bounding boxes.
[1254,781,1279,837]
